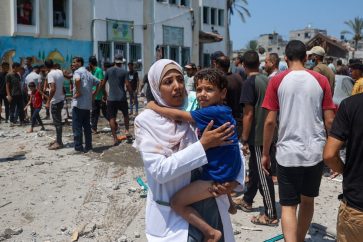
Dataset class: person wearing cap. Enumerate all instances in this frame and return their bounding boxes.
[184,63,197,93]
[100,54,131,145]
[350,59,363,95]
[309,46,336,94]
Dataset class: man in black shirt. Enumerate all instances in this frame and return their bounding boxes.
[127,62,139,116]
[6,62,25,126]
[324,93,363,242]
[0,62,10,122]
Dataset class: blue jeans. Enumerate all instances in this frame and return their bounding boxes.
[72,107,92,151]
[129,91,138,113]
[31,108,43,128]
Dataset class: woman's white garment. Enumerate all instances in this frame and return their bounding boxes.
[133,59,245,241]
[134,110,245,242]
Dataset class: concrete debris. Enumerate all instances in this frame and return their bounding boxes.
[128,187,137,192]
[37,131,45,137]
[113,184,120,190]
[71,230,79,241]
[117,235,128,242]
[0,228,23,240]
[134,231,140,238]
[60,226,67,232]
[34,161,45,166]
[240,226,263,231]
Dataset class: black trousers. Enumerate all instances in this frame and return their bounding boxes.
[243,145,277,219]
[51,101,64,145]
[91,100,108,130]
[9,95,24,123]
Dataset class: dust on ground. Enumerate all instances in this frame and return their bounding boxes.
[0,107,342,242]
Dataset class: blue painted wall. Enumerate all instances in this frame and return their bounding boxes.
[0,36,92,68]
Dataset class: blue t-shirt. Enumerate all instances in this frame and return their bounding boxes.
[191,105,242,182]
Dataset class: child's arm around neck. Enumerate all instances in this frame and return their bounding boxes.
[147,101,195,123]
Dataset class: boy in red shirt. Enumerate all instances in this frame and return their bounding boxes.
[24,82,45,132]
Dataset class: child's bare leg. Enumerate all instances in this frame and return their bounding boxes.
[228,194,237,214]
[170,180,222,242]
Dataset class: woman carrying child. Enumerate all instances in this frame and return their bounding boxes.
[133,59,245,242]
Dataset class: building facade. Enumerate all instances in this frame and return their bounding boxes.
[1,0,229,72]
[0,0,93,68]
[289,26,327,43]
[257,32,287,56]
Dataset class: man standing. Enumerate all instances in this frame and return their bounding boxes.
[184,63,197,93]
[234,55,247,80]
[262,40,335,242]
[102,54,131,145]
[215,56,243,138]
[265,53,280,79]
[89,56,106,133]
[350,59,363,95]
[25,65,41,118]
[0,62,10,123]
[310,46,336,94]
[323,93,363,242]
[45,59,65,150]
[128,62,139,116]
[239,50,278,226]
[71,57,100,152]
[6,62,24,126]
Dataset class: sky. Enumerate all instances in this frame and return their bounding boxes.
[230,0,363,50]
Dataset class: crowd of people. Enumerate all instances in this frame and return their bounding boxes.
[1,39,363,242]
[0,54,139,151]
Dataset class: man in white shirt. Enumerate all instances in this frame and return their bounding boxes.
[45,59,65,150]
[25,65,41,88]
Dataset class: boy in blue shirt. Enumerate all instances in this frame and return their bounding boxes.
[148,68,243,242]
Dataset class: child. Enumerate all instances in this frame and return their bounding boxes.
[148,68,242,242]
[24,82,45,133]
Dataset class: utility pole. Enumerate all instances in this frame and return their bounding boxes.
[143,0,155,72]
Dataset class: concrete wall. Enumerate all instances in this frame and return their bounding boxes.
[0,0,12,36]
[0,0,93,67]
[0,36,92,68]
[200,0,227,55]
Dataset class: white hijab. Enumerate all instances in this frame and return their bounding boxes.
[133,59,196,157]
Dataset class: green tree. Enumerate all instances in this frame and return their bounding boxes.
[226,0,250,55]
[341,17,363,58]
[246,40,257,51]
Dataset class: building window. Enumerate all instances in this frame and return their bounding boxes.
[169,0,177,4]
[211,8,216,25]
[203,7,209,24]
[203,53,211,67]
[48,0,72,36]
[304,32,310,39]
[98,42,111,66]
[114,42,127,61]
[13,0,39,35]
[218,9,224,26]
[181,47,190,66]
[180,0,189,7]
[130,43,142,63]
[17,0,34,25]
[169,46,180,63]
[53,0,68,28]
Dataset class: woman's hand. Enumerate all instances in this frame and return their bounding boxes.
[200,120,234,150]
[208,181,239,197]
[146,100,158,111]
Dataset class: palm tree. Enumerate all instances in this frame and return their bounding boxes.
[341,17,363,58]
[226,0,250,56]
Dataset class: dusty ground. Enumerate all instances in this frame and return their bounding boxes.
[0,104,342,242]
